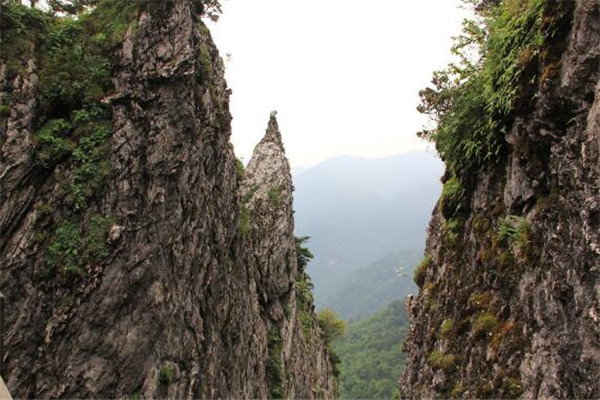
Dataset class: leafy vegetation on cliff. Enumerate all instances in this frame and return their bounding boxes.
[417,0,545,180]
[3,1,226,275]
[1,1,138,278]
[334,300,408,399]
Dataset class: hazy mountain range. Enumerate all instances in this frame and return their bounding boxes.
[292,150,444,308]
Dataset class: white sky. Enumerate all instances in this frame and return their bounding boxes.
[207,0,470,168]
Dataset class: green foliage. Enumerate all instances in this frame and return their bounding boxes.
[293,238,318,339]
[417,0,545,177]
[158,366,174,385]
[317,309,346,344]
[34,118,74,167]
[46,214,114,275]
[47,221,82,274]
[469,292,493,310]
[442,218,462,245]
[0,3,50,78]
[317,309,345,378]
[503,377,524,398]
[295,236,314,272]
[414,254,431,288]
[266,325,285,399]
[46,0,100,16]
[238,206,251,237]
[128,390,141,400]
[3,0,141,212]
[69,108,113,209]
[295,272,315,337]
[0,105,11,117]
[428,350,458,372]
[473,312,499,338]
[38,17,112,113]
[439,176,465,218]
[334,301,408,399]
[241,185,258,204]
[235,158,245,179]
[498,215,531,247]
[267,186,281,206]
[83,214,114,260]
[440,319,454,337]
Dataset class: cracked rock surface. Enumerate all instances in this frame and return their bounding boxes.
[0,1,336,398]
[400,0,600,398]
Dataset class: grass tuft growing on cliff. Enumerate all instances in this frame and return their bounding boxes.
[472,312,499,338]
[414,254,432,288]
[428,350,458,372]
[498,215,531,249]
[439,176,466,218]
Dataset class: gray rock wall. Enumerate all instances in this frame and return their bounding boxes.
[0,1,336,398]
[400,0,600,398]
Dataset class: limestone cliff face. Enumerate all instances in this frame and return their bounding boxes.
[0,1,336,398]
[400,0,600,398]
[242,116,338,399]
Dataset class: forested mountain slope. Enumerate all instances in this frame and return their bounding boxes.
[293,152,442,302]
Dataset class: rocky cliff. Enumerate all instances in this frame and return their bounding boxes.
[400,0,599,398]
[0,1,336,398]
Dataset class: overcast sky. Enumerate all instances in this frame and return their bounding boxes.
[207,0,470,168]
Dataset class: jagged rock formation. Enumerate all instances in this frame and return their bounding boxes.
[0,1,336,398]
[400,0,599,398]
[242,116,338,399]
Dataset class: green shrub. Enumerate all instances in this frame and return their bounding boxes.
[34,119,74,167]
[503,377,524,398]
[47,221,82,274]
[295,236,314,272]
[295,272,315,337]
[442,218,462,245]
[440,319,454,337]
[498,215,531,248]
[45,214,114,275]
[235,158,245,179]
[83,214,114,261]
[473,312,499,338]
[266,325,285,399]
[0,105,10,117]
[158,366,174,385]
[417,0,544,177]
[0,3,50,78]
[267,186,281,206]
[439,176,465,218]
[468,292,493,310]
[414,254,432,288]
[69,108,113,209]
[241,185,258,204]
[238,206,251,237]
[428,350,457,372]
[317,309,346,344]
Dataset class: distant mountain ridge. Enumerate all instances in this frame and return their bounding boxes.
[292,151,443,303]
[321,251,420,320]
